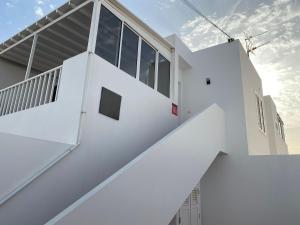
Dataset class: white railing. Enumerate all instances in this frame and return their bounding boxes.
[0,66,62,117]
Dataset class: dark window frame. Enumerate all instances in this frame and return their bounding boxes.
[157,54,171,98]
[95,5,172,98]
[119,24,139,78]
[139,40,157,89]
[95,5,122,66]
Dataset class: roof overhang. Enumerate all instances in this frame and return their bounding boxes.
[0,0,173,72]
[0,0,93,72]
[0,0,93,55]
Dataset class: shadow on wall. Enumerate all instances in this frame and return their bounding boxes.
[201,154,300,225]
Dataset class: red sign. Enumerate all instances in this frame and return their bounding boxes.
[172,103,178,116]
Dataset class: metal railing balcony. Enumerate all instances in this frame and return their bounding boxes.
[0,66,62,117]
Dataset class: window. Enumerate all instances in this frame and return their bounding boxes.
[99,87,122,120]
[256,95,265,132]
[157,54,170,97]
[139,41,156,89]
[280,124,285,141]
[120,25,139,78]
[94,6,171,98]
[95,6,122,66]
[277,115,286,141]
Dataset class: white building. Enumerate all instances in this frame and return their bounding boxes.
[0,1,298,225]
[264,95,288,155]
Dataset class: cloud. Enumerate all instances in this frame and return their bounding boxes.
[33,0,54,17]
[229,0,243,16]
[5,2,14,8]
[36,0,45,5]
[179,0,300,128]
[34,6,44,17]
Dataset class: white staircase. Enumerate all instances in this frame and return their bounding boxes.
[45,104,227,225]
[0,132,73,206]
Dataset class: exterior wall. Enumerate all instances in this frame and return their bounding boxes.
[0,133,71,203]
[264,95,288,154]
[239,44,270,155]
[166,39,300,225]
[179,40,248,154]
[45,104,226,225]
[172,38,270,156]
[201,154,300,225]
[78,53,178,190]
[0,53,88,144]
[0,53,179,225]
[0,58,26,90]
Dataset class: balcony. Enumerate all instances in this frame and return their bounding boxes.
[0,66,62,117]
[0,52,89,145]
[0,1,94,144]
[0,0,93,91]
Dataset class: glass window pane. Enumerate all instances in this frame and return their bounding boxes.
[157,54,170,97]
[120,25,139,77]
[95,6,122,66]
[139,41,156,89]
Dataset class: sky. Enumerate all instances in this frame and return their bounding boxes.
[0,0,299,153]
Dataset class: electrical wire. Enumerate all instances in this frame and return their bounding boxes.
[181,0,234,41]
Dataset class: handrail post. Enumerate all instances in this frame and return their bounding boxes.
[25,34,38,80]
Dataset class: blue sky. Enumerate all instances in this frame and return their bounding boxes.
[0,0,64,41]
[1,0,300,153]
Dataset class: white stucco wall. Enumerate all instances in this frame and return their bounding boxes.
[239,44,270,155]
[0,58,26,90]
[165,37,299,225]
[264,95,288,154]
[0,53,179,225]
[0,133,72,203]
[201,154,300,225]
[0,53,89,144]
[179,40,249,154]
[0,34,294,225]
[45,104,226,225]
[77,53,179,189]
[171,38,270,156]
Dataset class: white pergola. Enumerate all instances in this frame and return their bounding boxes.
[0,0,93,79]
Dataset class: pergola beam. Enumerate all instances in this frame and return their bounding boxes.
[56,21,88,42]
[46,27,86,50]
[2,52,30,66]
[78,6,92,18]
[0,0,94,76]
[1,41,31,56]
[0,0,93,55]
[64,14,90,32]
[35,41,71,59]
[32,58,57,71]
[40,34,78,55]
[15,35,67,59]
[39,34,79,55]
[33,50,62,66]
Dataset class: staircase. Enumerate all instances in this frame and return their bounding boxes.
[45,104,227,225]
